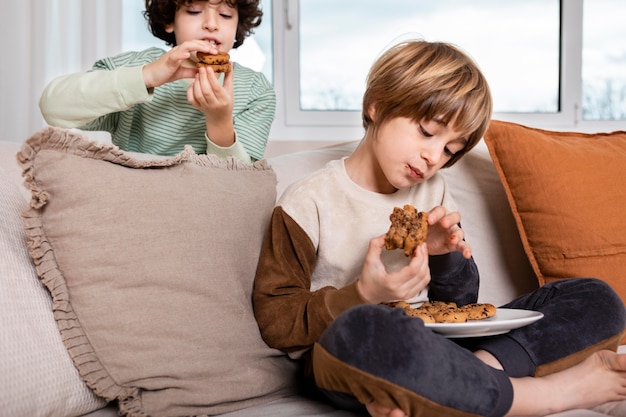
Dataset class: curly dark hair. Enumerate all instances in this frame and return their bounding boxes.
[144,0,263,48]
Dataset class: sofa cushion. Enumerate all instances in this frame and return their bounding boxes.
[439,140,539,305]
[17,127,298,417]
[0,163,106,416]
[483,120,626,305]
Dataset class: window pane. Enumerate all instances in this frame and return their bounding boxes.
[582,0,626,120]
[299,0,560,113]
[121,0,273,84]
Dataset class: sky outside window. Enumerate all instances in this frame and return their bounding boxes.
[299,0,560,113]
[582,0,626,120]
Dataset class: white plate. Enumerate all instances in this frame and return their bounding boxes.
[424,308,543,338]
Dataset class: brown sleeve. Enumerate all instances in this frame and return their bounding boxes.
[253,207,366,353]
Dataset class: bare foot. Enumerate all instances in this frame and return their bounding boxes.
[507,350,626,416]
[474,349,504,370]
[366,401,407,417]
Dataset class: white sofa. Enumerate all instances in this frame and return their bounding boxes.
[0,132,623,417]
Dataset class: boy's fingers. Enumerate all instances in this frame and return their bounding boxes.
[368,235,386,255]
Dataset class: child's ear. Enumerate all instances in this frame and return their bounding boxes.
[367,103,376,121]
[165,23,174,34]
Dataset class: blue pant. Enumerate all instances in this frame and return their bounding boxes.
[311,278,626,417]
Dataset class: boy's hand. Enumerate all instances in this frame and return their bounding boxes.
[425,206,472,259]
[356,235,431,305]
[142,40,219,89]
[187,65,235,147]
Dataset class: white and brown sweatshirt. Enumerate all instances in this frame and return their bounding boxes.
[253,158,479,358]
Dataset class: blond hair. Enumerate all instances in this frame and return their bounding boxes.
[362,40,492,167]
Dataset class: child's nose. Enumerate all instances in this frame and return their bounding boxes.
[203,12,218,31]
[421,144,445,166]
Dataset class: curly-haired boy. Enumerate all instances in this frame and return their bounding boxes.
[40,0,273,162]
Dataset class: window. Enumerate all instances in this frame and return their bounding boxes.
[276,0,626,139]
[298,0,559,114]
[582,0,626,120]
[119,0,626,140]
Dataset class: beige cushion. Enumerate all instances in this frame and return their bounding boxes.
[0,163,106,416]
[18,127,298,417]
[484,120,626,305]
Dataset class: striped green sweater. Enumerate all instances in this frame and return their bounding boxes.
[39,47,275,161]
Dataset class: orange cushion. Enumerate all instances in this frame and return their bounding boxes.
[483,120,626,303]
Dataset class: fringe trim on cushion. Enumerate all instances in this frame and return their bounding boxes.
[16,126,274,416]
[17,127,272,194]
[20,207,139,404]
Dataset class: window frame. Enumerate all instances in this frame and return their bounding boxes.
[269,0,626,141]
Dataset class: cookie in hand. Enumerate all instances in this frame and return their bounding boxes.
[384,204,428,256]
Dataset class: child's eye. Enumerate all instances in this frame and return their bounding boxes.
[419,125,433,138]
[444,147,455,157]
[219,13,233,19]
